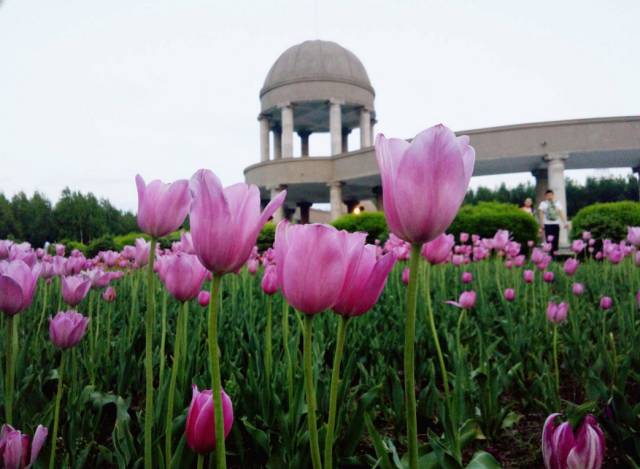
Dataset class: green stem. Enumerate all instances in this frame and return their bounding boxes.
[5,315,16,424]
[282,297,293,408]
[197,454,205,469]
[324,315,349,469]
[36,281,49,339]
[144,237,157,469]
[159,291,168,390]
[264,296,273,384]
[165,301,187,466]
[553,324,560,397]
[404,244,421,469]
[303,314,322,469]
[208,274,227,469]
[49,351,66,469]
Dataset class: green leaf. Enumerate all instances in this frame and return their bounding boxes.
[465,451,502,469]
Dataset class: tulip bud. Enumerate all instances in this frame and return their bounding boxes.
[504,288,515,302]
[461,271,473,284]
[261,265,279,295]
[446,290,476,309]
[49,311,89,349]
[543,271,555,283]
[185,385,234,454]
[572,282,585,296]
[401,267,410,285]
[198,291,210,307]
[523,270,534,284]
[102,286,116,303]
[563,258,579,276]
[599,296,613,310]
[0,424,48,468]
[546,301,569,324]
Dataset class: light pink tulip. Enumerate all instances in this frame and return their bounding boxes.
[0,260,38,316]
[446,290,476,309]
[159,254,208,302]
[135,175,191,238]
[421,233,454,265]
[61,274,91,307]
[523,270,534,283]
[461,271,473,284]
[375,124,475,244]
[563,259,579,276]
[572,283,584,296]
[49,311,89,349]
[102,286,116,302]
[546,301,569,324]
[504,288,515,301]
[627,227,640,246]
[401,267,410,285]
[492,230,510,251]
[261,264,279,296]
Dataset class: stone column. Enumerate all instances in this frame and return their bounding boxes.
[532,168,549,209]
[633,166,640,201]
[281,104,294,158]
[299,130,311,157]
[272,126,282,160]
[341,128,351,153]
[329,99,343,155]
[372,186,383,211]
[545,152,569,247]
[359,108,371,148]
[259,115,270,162]
[328,181,345,220]
[369,118,376,146]
[269,185,287,224]
[298,202,311,224]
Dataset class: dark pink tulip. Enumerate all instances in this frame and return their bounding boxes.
[49,311,89,349]
[189,169,285,275]
[446,291,476,309]
[572,283,585,296]
[185,385,233,454]
[461,271,473,284]
[0,423,48,469]
[159,254,208,302]
[571,240,585,254]
[0,260,38,316]
[375,124,475,244]
[135,174,190,238]
[543,271,555,283]
[261,264,278,295]
[61,275,91,307]
[197,290,210,307]
[0,240,12,260]
[563,259,579,276]
[599,296,613,310]
[274,222,362,314]
[607,249,623,265]
[421,233,454,265]
[542,413,604,469]
[401,267,410,285]
[333,244,396,317]
[546,301,569,324]
[523,270,534,284]
[102,286,116,302]
[504,288,515,301]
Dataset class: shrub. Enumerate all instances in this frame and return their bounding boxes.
[86,235,117,258]
[113,232,149,250]
[571,201,640,242]
[257,223,276,252]
[331,212,389,244]
[449,202,538,246]
[59,239,88,256]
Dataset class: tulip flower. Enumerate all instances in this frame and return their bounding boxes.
[185,386,234,455]
[492,230,510,251]
[260,264,278,296]
[446,290,477,309]
[599,296,613,310]
[189,169,286,275]
[135,175,191,238]
[461,271,473,284]
[543,271,555,283]
[542,414,605,469]
[134,238,151,267]
[421,233,454,265]
[61,274,91,307]
[49,311,89,349]
[572,283,584,296]
[0,240,12,260]
[523,270,534,283]
[563,259,579,276]
[197,291,210,307]
[159,254,208,303]
[547,301,569,324]
[459,232,469,243]
[401,267,410,285]
[571,240,585,254]
[627,226,640,246]
[375,125,475,245]
[0,259,38,316]
[504,288,515,301]
[0,424,48,469]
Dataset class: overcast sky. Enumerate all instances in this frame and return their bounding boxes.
[1,0,638,212]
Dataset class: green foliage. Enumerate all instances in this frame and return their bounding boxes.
[331,211,389,244]
[60,239,88,256]
[10,191,53,247]
[449,202,538,245]
[158,231,181,250]
[114,232,150,250]
[571,201,640,241]
[86,235,117,258]
[257,222,276,251]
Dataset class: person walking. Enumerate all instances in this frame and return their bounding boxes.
[537,190,568,255]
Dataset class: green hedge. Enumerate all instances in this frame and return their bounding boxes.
[113,231,180,250]
[448,202,538,246]
[59,239,88,256]
[257,223,276,252]
[86,235,118,258]
[331,212,389,244]
[571,201,640,241]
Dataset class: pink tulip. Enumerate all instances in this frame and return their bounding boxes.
[102,286,116,302]
[0,260,38,316]
[582,231,592,240]
[333,244,396,317]
[135,174,191,238]
[61,274,91,307]
[261,264,279,296]
[83,268,112,289]
[247,258,259,275]
[401,267,410,285]
[599,296,613,310]
[159,254,208,302]
[0,241,13,260]
[504,288,515,301]
[527,240,535,248]
[274,222,362,314]
[134,238,151,267]
[627,227,640,246]
[543,271,555,283]
[189,169,286,275]
[571,240,585,254]
[54,243,65,256]
[459,232,469,243]
[49,311,89,349]
[446,290,476,309]
[198,290,210,307]
[542,413,605,469]
[421,233,454,265]
[185,385,234,454]
[375,124,475,244]
[451,254,464,266]
[523,270,534,284]
[0,424,48,469]
[461,271,473,284]
[492,230,510,251]
[572,283,584,296]
[563,259,579,276]
[546,301,569,324]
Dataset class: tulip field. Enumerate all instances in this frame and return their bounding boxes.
[1,127,637,469]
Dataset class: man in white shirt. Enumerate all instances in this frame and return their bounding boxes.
[538,189,568,255]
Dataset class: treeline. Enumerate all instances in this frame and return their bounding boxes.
[464,175,639,216]
[0,188,137,247]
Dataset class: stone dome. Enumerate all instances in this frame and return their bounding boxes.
[260,40,375,113]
